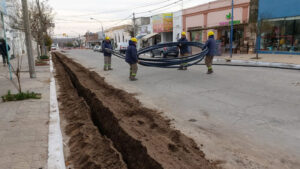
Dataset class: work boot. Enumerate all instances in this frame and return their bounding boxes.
[207,69,213,74]
[103,67,108,71]
[108,67,113,71]
[130,77,138,81]
[178,66,184,70]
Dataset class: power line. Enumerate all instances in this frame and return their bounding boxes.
[58,0,172,18]
[106,15,132,28]
[136,0,200,17]
[135,0,182,14]
[139,2,181,17]
[55,18,126,23]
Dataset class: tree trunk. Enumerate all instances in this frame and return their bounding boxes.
[37,42,40,57]
[36,0,46,56]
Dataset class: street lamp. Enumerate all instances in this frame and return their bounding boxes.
[90,17,105,39]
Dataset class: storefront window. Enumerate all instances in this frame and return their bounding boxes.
[190,31,202,43]
[260,16,300,52]
[219,27,244,53]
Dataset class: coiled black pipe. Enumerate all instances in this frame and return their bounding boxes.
[109,42,208,68]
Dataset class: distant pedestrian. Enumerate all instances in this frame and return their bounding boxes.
[0,39,10,66]
[102,36,113,71]
[203,31,216,74]
[178,32,189,70]
[125,37,138,81]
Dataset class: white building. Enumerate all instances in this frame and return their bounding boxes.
[105,24,132,49]
[173,10,183,42]
[135,17,151,49]
[0,0,32,59]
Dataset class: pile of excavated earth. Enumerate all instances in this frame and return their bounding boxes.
[53,51,221,169]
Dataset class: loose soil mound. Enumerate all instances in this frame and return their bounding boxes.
[53,51,221,169]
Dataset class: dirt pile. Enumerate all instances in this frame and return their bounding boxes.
[53,55,127,169]
[53,51,221,169]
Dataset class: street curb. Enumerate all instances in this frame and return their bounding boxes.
[47,55,66,169]
[213,58,300,70]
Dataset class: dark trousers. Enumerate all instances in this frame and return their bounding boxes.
[205,55,214,70]
[179,53,189,69]
[129,63,138,78]
[1,54,8,65]
[104,56,112,69]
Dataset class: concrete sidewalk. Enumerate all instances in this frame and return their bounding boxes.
[220,53,300,65]
[0,61,50,169]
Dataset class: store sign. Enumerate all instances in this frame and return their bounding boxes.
[153,13,173,33]
[219,12,240,26]
[0,0,6,14]
[219,20,241,26]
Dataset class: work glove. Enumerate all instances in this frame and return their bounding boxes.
[105,48,112,53]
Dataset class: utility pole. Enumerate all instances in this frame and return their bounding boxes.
[21,0,36,78]
[36,0,46,56]
[255,0,260,59]
[133,12,136,37]
[230,0,234,58]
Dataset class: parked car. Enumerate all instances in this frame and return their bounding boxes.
[51,45,57,51]
[117,42,128,54]
[93,45,101,52]
[151,43,179,58]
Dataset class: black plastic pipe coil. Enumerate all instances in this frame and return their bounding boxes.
[110,42,208,68]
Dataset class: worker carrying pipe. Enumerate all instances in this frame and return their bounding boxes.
[125,37,139,81]
[177,32,189,70]
[203,31,216,74]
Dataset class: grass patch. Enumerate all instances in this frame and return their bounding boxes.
[1,90,42,102]
[39,55,49,60]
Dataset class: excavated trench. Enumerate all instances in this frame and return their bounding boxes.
[53,51,221,169]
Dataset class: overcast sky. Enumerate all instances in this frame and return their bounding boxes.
[48,0,214,37]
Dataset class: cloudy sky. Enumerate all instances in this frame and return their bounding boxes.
[49,0,214,37]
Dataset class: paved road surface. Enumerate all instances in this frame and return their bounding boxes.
[63,49,300,169]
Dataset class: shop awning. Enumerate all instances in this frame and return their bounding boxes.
[136,34,146,39]
[142,33,158,41]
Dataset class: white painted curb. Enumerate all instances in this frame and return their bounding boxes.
[48,55,66,169]
[214,58,300,69]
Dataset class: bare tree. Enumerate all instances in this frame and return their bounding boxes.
[8,0,54,56]
[125,25,134,37]
[4,0,54,92]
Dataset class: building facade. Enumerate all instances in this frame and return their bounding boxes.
[1,0,27,58]
[105,24,132,49]
[173,10,183,42]
[183,0,251,54]
[136,17,151,37]
[151,13,173,43]
[135,17,151,49]
[84,32,99,48]
[257,0,300,54]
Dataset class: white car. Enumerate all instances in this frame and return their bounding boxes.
[117,42,128,54]
[93,45,101,52]
[51,45,58,51]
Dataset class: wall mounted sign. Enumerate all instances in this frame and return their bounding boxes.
[219,12,240,26]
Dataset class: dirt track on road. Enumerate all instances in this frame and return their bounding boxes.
[53,51,221,169]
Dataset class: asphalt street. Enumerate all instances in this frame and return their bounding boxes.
[63,49,300,169]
